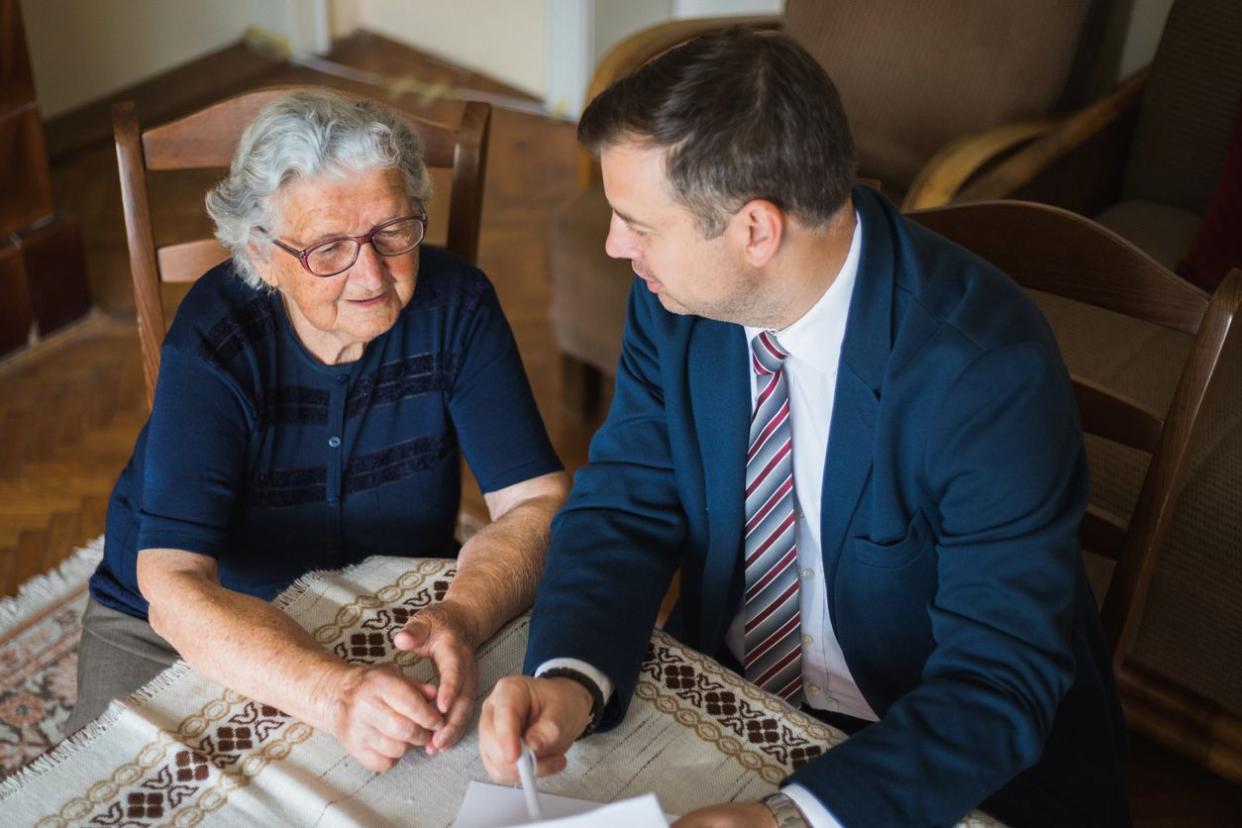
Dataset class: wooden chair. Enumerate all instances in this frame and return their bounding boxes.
[113,87,491,409]
[909,200,1242,783]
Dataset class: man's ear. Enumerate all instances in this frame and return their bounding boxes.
[247,241,280,289]
[735,199,784,268]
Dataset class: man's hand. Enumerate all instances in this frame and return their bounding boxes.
[478,675,595,783]
[673,803,779,828]
[392,600,480,754]
[315,662,444,773]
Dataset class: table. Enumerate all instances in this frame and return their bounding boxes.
[0,557,1006,827]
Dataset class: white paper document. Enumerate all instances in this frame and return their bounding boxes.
[452,781,669,828]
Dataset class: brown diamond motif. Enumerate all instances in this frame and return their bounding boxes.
[127,792,164,818]
[349,632,386,658]
[217,726,253,751]
[745,718,780,744]
[789,745,823,769]
[664,664,695,690]
[175,750,210,781]
[704,691,738,717]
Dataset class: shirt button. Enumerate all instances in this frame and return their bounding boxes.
[328,436,341,448]
[801,568,814,581]
[335,374,348,385]
[801,634,814,646]
[807,684,822,696]
[326,495,339,505]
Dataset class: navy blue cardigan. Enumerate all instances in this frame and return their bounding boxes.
[92,247,561,618]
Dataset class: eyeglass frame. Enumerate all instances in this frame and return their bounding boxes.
[259,213,429,277]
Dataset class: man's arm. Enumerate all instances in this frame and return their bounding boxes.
[522,282,689,724]
[138,549,444,772]
[480,282,690,779]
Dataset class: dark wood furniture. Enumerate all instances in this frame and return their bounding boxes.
[0,0,90,356]
[910,200,1242,784]
[112,87,490,407]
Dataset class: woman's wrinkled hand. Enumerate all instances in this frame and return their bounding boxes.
[315,662,443,773]
[393,600,481,754]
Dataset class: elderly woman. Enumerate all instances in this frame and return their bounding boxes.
[69,90,567,771]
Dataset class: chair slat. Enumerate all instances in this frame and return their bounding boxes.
[142,86,459,170]
[1079,504,1127,561]
[157,239,231,283]
[1072,374,1164,453]
[909,201,1209,335]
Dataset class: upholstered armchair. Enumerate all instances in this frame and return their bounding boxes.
[928,0,1242,277]
[549,0,1111,415]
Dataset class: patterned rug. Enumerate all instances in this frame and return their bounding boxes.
[0,537,102,780]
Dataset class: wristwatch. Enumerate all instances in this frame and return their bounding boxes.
[762,792,809,828]
[538,666,605,739]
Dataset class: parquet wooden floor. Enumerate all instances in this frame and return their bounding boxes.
[2,30,1238,826]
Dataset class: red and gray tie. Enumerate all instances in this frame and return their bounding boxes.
[743,331,803,702]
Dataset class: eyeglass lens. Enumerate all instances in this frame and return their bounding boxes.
[306,217,425,275]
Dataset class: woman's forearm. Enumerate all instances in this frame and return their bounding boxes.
[143,563,348,731]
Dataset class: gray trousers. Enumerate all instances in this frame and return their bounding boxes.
[65,598,180,736]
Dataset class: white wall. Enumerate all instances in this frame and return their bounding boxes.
[20,0,327,118]
[338,0,548,97]
[673,0,782,18]
[1118,0,1176,78]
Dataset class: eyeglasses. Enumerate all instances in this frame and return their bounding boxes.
[261,214,428,277]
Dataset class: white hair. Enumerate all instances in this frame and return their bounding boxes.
[205,89,433,289]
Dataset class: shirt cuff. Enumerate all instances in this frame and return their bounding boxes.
[533,658,614,704]
[782,783,844,828]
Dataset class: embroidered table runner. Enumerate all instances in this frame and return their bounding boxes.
[0,557,1005,827]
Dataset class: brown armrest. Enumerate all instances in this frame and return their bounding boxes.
[578,15,783,187]
[902,119,1059,210]
[956,68,1149,207]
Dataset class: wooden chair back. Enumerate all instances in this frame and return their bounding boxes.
[113,87,491,408]
[910,199,1242,782]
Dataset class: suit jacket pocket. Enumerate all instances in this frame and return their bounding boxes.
[851,509,933,570]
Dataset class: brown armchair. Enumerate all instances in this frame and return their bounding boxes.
[938,0,1242,271]
[549,0,1111,415]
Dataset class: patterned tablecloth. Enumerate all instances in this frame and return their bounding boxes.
[0,557,1006,827]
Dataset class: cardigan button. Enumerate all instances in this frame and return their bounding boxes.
[328,436,341,448]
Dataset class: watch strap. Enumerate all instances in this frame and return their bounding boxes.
[762,792,810,828]
[538,666,605,739]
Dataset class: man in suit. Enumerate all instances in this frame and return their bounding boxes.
[478,28,1130,828]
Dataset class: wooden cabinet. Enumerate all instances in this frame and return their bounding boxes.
[0,0,89,356]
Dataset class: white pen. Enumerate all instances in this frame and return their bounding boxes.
[516,741,544,821]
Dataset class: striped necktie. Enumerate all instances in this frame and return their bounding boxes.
[743,330,803,702]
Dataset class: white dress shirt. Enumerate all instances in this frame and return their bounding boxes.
[537,211,869,827]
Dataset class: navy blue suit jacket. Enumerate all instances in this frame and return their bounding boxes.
[526,188,1129,827]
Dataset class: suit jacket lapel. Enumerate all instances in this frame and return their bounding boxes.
[820,187,897,577]
[689,319,749,648]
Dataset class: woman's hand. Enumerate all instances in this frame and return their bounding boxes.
[314,662,444,772]
[393,599,481,754]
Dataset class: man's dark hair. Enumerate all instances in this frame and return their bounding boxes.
[579,27,856,236]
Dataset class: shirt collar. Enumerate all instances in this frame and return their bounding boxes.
[745,209,862,377]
